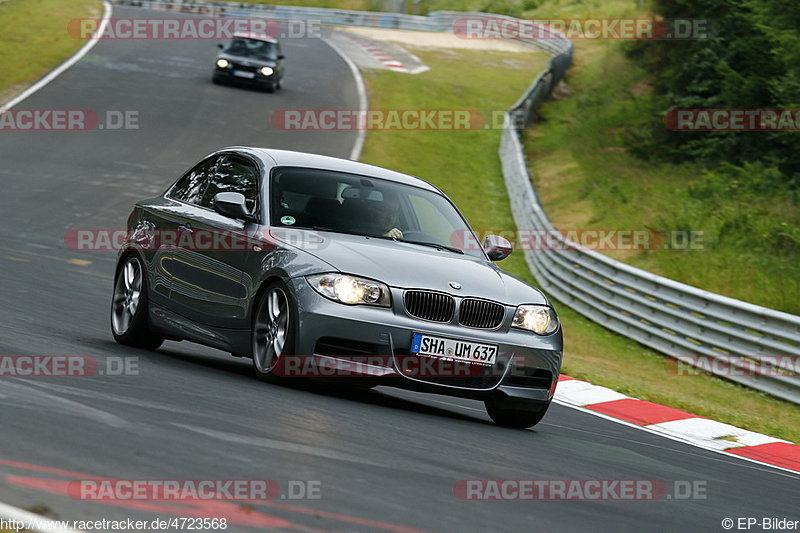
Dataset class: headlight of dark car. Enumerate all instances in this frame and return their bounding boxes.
[306,273,391,307]
[511,305,559,335]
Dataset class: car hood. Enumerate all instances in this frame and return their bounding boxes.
[217,53,277,68]
[273,229,548,306]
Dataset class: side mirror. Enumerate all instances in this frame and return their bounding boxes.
[277,54,285,60]
[213,192,250,220]
[217,43,224,49]
[483,234,512,261]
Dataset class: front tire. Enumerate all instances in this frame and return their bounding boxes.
[111,255,164,350]
[251,282,296,382]
[484,398,550,429]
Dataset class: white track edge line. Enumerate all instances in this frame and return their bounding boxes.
[320,34,367,161]
[2,1,112,110]
[0,5,111,527]
[0,501,85,533]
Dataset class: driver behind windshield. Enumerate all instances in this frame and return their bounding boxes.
[226,39,277,61]
[339,187,404,239]
[363,195,403,239]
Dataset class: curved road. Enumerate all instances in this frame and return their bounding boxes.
[0,5,796,533]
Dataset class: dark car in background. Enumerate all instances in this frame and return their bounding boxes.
[111,148,563,428]
[212,33,284,92]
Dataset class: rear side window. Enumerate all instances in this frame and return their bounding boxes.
[198,156,260,214]
[168,157,218,205]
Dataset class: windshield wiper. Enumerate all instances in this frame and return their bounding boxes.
[400,239,464,255]
[304,227,464,254]
[307,226,385,239]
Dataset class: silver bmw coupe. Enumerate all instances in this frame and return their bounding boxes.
[111,147,563,428]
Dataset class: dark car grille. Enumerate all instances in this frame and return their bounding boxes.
[459,299,505,329]
[230,62,258,72]
[404,291,455,323]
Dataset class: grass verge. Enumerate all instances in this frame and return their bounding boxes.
[0,0,101,101]
[524,38,800,315]
[358,43,800,444]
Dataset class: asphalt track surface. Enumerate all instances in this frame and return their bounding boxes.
[0,6,797,533]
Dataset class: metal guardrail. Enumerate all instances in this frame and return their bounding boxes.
[112,0,800,403]
[111,0,570,55]
[498,47,800,405]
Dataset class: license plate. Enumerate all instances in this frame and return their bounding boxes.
[411,333,497,365]
[233,70,255,79]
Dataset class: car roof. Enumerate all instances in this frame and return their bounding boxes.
[218,147,443,194]
[231,33,278,43]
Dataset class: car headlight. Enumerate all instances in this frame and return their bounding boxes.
[216,59,229,69]
[511,305,559,335]
[306,274,391,307]
[260,66,274,76]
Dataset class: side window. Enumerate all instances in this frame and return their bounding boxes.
[169,157,218,205]
[198,156,260,214]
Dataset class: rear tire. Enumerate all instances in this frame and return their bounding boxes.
[111,255,164,350]
[251,281,296,383]
[484,398,550,429]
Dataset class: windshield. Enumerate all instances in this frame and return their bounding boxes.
[224,38,277,61]
[270,167,485,258]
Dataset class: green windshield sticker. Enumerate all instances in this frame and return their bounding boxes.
[280,215,296,225]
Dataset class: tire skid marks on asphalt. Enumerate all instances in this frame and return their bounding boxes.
[13,379,201,417]
[0,459,436,533]
[173,422,476,479]
[0,247,92,267]
[0,379,128,428]
[0,247,111,280]
[174,423,384,467]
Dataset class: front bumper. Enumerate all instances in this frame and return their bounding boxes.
[213,67,276,85]
[288,277,563,405]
